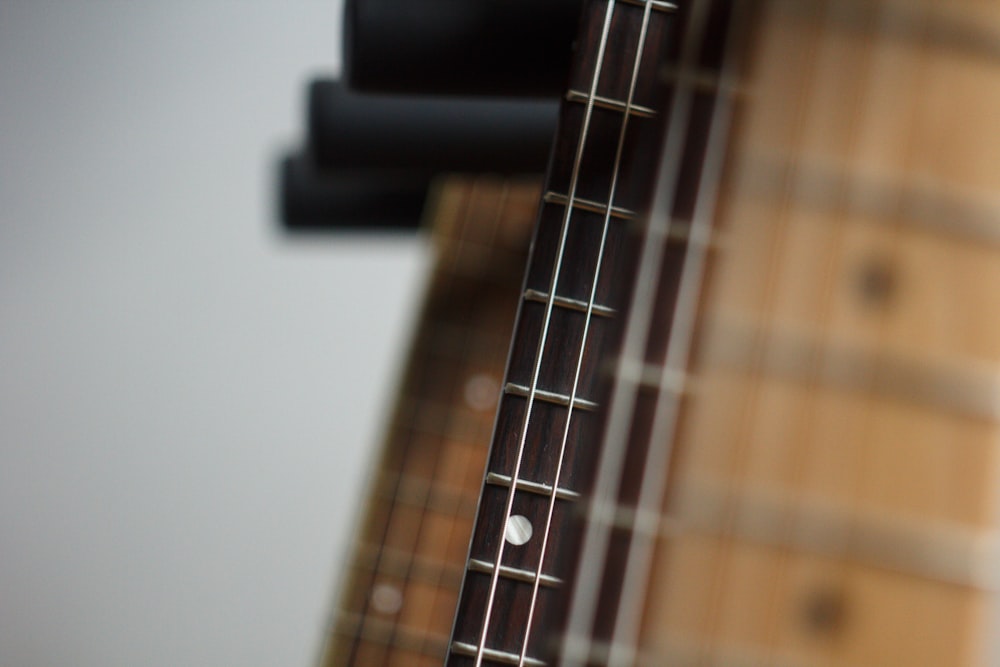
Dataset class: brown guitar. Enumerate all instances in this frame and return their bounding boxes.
[443,1,1000,666]
[320,177,540,666]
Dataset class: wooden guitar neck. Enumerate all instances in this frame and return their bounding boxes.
[560,1,1000,665]
[320,177,539,666]
[327,2,1000,665]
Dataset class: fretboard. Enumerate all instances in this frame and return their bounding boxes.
[320,177,538,666]
[556,0,1000,665]
[446,2,681,665]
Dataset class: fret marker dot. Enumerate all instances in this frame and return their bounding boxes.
[505,515,533,546]
[464,373,500,411]
[801,587,846,635]
[856,256,897,307]
[371,583,403,614]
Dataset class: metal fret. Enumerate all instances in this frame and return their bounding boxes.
[707,316,1000,422]
[559,633,823,667]
[355,544,464,588]
[468,558,564,588]
[589,481,1000,590]
[336,611,449,658]
[396,397,494,442]
[777,0,1000,64]
[543,191,639,221]
[640,636,822,667]
[467,0,629,652]
[660,64,745,95]
[565,90,658,118]
[438,242,533,279]
[501,0,671,660]
[562,1,799,659]
[504,382,599,411]
[377,472,479,518]
[447,0,680,661]
[451,641,547,667]
[628,214,731,254]
[486,472,582,502]
[612,357,688,393]
[558,635,648,667]
[544,0,1000,663]
[422,321,513,361]
[742,151,1000,247]
[616,0,678,13]
[588,498,671,538]
[523,289,616,318]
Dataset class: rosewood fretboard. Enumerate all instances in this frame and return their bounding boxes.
[446,2,682,664]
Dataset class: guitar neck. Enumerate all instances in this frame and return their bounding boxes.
[560,1,1000,665]
[446,2,683,665]
[321,177,539,666]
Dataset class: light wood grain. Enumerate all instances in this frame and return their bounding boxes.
[320,178,538,666]
[641,0,1000,664]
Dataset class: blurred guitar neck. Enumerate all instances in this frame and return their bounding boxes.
[320,176,540,667]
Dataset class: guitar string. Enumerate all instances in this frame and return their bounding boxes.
[632,1,820,664]
[753,3,944,661]
[690,0,844,659]
[749,1,836,660]
[608,1,983,662]
[381,183,516,663]
[792,0,931,660]
[704,2,916,661]
[348,183,511,665]
[342,223,468,665]
[558,2,717,664]
[514,2,660,665]
[708,2,956,660]
[830,0,926,652]
[377,186,468,664]
[602,1,751,663]
[789,3,941,664]
[469,3,621,665]
[746,1,875,662]
[773,4,938,662]
[564,0,828,662]
[375,183,490,665]
[917,1,1000,653]
[342,184,473,665]
[434,183,532,661]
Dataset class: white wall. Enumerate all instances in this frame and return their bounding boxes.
[0,2,428,666]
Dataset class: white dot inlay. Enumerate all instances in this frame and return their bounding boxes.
[464,373,500,411]
[505,514,533,546]
[371,583,403,614]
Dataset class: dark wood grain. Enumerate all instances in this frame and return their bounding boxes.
[446,1,680,664]
[548,0,749,660]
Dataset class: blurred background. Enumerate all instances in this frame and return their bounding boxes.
[0,1,431,665]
